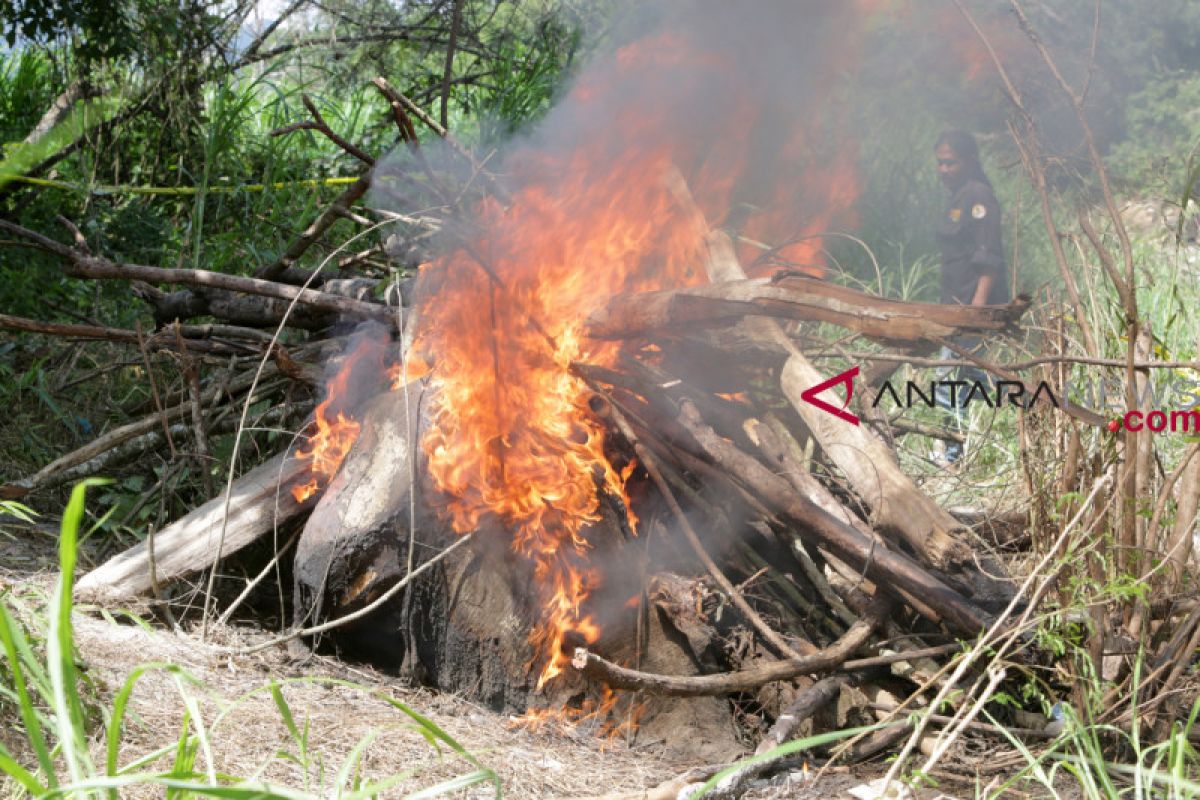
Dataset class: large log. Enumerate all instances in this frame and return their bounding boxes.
[289,383,742,757]
[292,383,424,664]
[586,275,1027,345]
[76,450,315,602]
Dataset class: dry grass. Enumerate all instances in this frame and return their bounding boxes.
[1,557,696,799]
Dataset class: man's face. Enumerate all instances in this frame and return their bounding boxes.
[935,143,965,191]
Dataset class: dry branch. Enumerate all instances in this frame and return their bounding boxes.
[677,400,991,633]
[596,392,811,659]
[76,450,316,602]
[756,675,846,754]
[586,275,1027,345]
[572,598,888,696]
[254,174,374,281]
[135,283,339,331]
[777,356,978,574]
[0,313,244,355]
[0,218,392,324]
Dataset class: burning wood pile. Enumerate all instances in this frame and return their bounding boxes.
[1,9,1051,784]
[61,177,1027,759]
[8,101,1025,772]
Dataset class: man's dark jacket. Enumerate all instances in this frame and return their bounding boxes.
[937,178,1009,305]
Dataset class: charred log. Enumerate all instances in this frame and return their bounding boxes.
[76,449,316,603]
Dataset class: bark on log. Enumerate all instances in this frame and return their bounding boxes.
[677,400,991,633]
[288,384,741,757]
[777,356,974,574]
[289,383,551,710]
[76,450,315,602]
[587,276,1027,345]
[755,674,846,754]
[292,383,423,664]
[136,284,338,331]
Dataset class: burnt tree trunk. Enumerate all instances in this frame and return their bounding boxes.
[290,383,741,757]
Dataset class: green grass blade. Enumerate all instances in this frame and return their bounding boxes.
[269,681,303,751]
[399,769,494,799]
[332,730,378,798]
[107,662,172,775]
[0,600,56,785]
[174,673,218,785]
[115,742,181,776]
[45,773,320,799]
[0,738,48,795]
[48,479,109,785]
[692,723,884,797]
[0,500,39,523]
[979,710,1062,800]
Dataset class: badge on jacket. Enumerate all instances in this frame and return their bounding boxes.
[949,208,962,222]
[971,203,987,219]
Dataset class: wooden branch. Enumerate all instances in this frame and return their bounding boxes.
[0,219,391,324]
[136,284,337,331]
[596,392,810,659]
[271,95,375,166]
[586,275,1028,345]
[375,79,467,153]
[749,417,949,625]
[0,362,285,498]
[777,355,980,573]
[22,80,94,144]
[76,449,316,602]
[253,174,373,281]
[439,0,464,129]
[678,400,991,633]
[659,171,991,584]
[572,597,888,696]
[372,77,420,143]
[756,675,846,754]
[0,313,240,355]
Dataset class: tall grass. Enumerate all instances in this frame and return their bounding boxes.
[0,482,501,799]
[984,656,1200,799]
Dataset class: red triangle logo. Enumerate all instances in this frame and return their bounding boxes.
[800,366,860,425]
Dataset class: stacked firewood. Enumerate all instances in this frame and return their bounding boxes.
[4,79,1065,786]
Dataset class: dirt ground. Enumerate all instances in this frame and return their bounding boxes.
[0,526,1022,800]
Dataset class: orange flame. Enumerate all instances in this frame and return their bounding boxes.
[291,339,386,502]
[510,687,646,743]
[412,19,867,690]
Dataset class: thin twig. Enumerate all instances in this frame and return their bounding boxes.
[136,321,178,461]
[573,597,888,696]
[209,533,473,655]
[879,473,1113,793]
[271,95,375,166]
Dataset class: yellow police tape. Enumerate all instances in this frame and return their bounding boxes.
[3,174,361,196]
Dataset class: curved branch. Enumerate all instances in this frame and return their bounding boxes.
[572,598,889,696]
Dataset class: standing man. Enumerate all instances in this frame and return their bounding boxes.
[933,130,1009,464]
